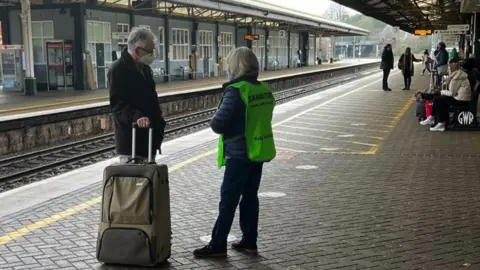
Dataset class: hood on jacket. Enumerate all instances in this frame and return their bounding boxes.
[453,69,469,80]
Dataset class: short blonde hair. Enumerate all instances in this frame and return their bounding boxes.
[225,47,259,80]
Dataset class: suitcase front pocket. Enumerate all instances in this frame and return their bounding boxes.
[104,176,153,224]
[97,228,153,266]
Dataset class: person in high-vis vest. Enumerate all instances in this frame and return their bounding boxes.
[193,47,276,258]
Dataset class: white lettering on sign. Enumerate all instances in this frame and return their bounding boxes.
[458,111,474,126]
[434,30,468,35]
[447,24,469,31]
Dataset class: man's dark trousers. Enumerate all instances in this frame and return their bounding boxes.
[383,68,391,89]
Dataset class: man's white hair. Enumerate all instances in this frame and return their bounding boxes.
[225,46,259,80]
[127,27,157,52]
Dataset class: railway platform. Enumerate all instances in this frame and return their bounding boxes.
[0,59,377,118]
[1,70,480,270]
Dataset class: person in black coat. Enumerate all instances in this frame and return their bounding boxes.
[380,44,394,91]
[108,27,166,162]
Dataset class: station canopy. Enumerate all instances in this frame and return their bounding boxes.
[330,0,464,34]
[0,0,369,36]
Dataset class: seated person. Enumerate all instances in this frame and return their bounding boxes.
[420,58,472,131]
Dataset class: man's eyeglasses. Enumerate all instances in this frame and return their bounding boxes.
[139,47,154,55]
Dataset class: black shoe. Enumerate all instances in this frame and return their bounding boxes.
[231,240,258,254]
[193,245,227,258]
[406,87,410,90]
[402,87,407,90]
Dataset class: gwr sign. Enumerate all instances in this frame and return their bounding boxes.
[457,111,475,126]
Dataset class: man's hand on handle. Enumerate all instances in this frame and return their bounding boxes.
[137,117,150,128]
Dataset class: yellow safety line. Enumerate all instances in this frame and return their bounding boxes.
[0,149,218,246]
[368,97,415,154]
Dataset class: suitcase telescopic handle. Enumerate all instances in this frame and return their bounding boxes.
[131,122,154,163]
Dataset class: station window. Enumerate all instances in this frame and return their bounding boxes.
[198,30,213,60]
[220,32,233,59]
[117,23,129,44]
[158,27,165,61]
[32,21,54,64]
[252,34,265,63]
[86,20,112,88]
[172,28,190,61]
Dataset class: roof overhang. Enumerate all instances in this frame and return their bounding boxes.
[0,0,369,36]
[331,0,465,34]
[164,0,369,36]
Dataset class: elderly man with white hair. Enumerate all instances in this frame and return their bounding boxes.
[193,47,276,258]
[108,27,166,163]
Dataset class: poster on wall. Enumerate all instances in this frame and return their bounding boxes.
[0,22,3,45]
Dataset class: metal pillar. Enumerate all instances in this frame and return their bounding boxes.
[0,7,11,44]
[72,4,85,90]
[264,29,269,71]
[164,16,170,82]
[246,25,253,49]
[20,0,36,96]
[287,29,291,68]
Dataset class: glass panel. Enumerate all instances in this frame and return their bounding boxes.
[178,30,182,44]
[88,43,96,63]
[117,24,123,33]
[159,45,164,61]
[32,22,42,38]
[32,38,43,63]
[158,28,163,44]
[104,44,112,62]
[94,23,102,43]
[42,21,54,37]
[103,23,110,43]
[185,30,189,44]
[87,22,94,42]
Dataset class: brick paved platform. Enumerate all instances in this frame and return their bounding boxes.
[1,69,480,270]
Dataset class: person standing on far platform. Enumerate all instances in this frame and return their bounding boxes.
[398,47,422,90]
[108,27,166,163]
[193,47,276,258]
[380,44,394,91]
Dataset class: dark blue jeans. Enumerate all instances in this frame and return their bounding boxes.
[209,158,264,250]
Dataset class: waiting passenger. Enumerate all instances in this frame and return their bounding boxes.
[380,44,394,91]
[421,49,432,75]
[193,47,276,258]
[398,47,422,90]
[420,58,472,131]
[108,27,166,163]
[435,42,449,77]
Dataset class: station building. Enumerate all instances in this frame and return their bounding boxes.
[0,0,368,93]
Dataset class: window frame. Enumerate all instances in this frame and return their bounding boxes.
[31,20,54,65]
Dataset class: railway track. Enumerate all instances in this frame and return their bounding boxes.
[0,70,376,192]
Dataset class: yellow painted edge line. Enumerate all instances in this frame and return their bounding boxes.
[369,97,415,155]
[0,149,218,246]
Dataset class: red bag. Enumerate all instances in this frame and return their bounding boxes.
[425,100,433,117]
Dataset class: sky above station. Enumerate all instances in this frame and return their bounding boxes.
[261,0,359,17]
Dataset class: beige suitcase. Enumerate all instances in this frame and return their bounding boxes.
[96,123,171,266]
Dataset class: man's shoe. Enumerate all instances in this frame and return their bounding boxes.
[193,245,227,258]
[231,240,258,254]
